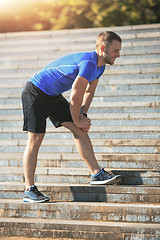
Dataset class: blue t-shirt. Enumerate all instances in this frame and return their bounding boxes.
[30,51,105,96]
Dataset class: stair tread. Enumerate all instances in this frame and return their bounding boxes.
[1,166,160,171]
[1,198,159,207]
[0,78,159,87]
[1,181,160,189]
[1,217,160,227]
[0,125,159,133]
[1,182,159,203]
[0,138,159,145]
[0,113,159,120]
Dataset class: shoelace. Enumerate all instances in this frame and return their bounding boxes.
[102,168,114,177]
[30,186,43,196]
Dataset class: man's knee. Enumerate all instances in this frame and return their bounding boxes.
[62,122,88,139]
[72,127,87,140]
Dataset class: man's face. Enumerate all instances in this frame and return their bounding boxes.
[103,40,121,65]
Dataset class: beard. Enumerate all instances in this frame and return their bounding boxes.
[104,51,115,65]
[105,56,114,65]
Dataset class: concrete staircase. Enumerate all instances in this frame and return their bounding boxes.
[0,23,160,239]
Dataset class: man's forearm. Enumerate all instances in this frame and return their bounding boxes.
[81,91,94,114]
[70,97,91,131]
[70,96,82,125]
[81,78,99,114]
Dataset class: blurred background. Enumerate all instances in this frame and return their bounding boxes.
[0,0,160,33]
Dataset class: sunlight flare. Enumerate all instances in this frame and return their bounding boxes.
[0,0,12,8]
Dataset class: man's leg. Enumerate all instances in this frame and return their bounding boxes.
[23,132,45,190]
[23,132,50,202]
[61,122,101,175]
[61,122,121,185]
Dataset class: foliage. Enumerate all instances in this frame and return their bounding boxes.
[0,0,160,32]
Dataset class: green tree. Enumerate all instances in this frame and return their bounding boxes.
[0,0,159,33]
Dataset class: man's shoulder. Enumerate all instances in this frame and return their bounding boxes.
[43,51,96,69]
[72,51,96,62]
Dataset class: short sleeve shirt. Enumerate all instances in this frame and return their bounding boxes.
[30,51,106,96]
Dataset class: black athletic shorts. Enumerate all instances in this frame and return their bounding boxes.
[21,81,73,133]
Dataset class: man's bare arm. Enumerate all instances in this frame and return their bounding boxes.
[70,76,91,130]
[81,78,99,115]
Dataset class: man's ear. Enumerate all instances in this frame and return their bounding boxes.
[100,44,106,53]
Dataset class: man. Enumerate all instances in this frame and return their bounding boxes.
[21,31,122,202]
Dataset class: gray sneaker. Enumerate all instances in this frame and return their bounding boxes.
[90,168,121,185]
[23,185,50,203]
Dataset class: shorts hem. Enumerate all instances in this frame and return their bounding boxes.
[56,120,73,128]
[22,128,46,134]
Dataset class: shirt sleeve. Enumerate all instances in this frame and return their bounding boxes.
[78,60,97,82]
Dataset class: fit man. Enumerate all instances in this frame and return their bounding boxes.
[21,31,122,202]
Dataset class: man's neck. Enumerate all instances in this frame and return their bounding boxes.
[96,50,106,67]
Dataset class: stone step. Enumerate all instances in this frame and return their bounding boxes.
[0,89,159,104]
[0,62,159,75]
[1,31,159,51]
[0,86,159,95]
[0,39,160,58]
[0,78,159,88]
[0,95,159,104]
[0,76,160,88]
[1,26,159,46]
[0,41,160,62]
[0,199,159,224]
[93,91,160,101]
[0,112,159,121]
[0,92,159,105]
[1,43,160,59]
[0,125,160,134]
[88,101,160,114]
[0,139,159,148]
[1,38,159,52]
[1,55,160,73]
[0,144,158,155]
[1,25,159,46]
[1,33,159,48]
[1,182,159,203]
[1,117,160,127]
[0,101,159,110]
[0,71,159,82]
[0,139,159,154]
[0,152,159,170]
[105,64,160,76]
[0,167,159,185]
[0,217,160,240]
[0,126,159,140]
[1,54,160,68]
[1,109,159,116]
[1,62,160,76]
[1,29,159,45]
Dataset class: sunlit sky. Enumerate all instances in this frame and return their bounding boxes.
[0,0,42,9]
[0,0,63,32]
[0,0,22,10]
[0,0,12,8]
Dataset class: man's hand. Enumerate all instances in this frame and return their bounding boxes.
[75,114,91,132]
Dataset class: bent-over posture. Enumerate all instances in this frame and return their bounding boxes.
[21,31,122,202]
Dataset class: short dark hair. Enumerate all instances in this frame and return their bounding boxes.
[96,31,122,50]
